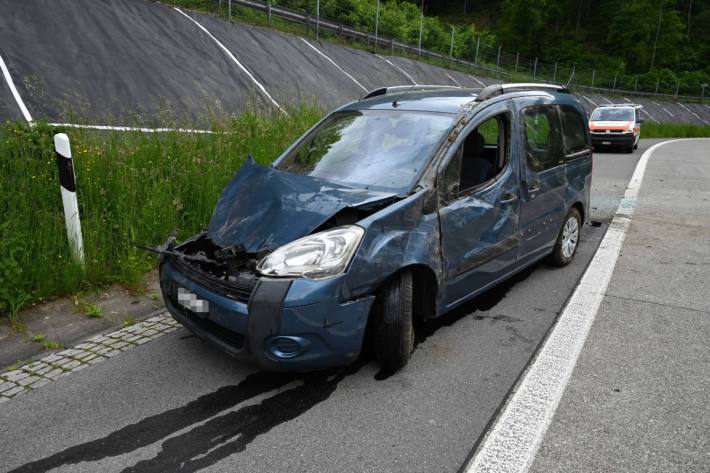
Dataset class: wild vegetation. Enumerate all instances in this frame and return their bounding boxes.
[0,107,321,317]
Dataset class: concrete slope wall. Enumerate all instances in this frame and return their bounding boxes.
[1,0,708,126]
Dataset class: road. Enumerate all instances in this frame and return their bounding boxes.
[0,142,655,473]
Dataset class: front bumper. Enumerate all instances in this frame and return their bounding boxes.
[160,259,374,371]
[591,132,635,147]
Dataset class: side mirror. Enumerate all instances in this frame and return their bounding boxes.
[448,183,460,201]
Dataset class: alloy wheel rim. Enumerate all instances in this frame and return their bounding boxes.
[561,217,579,258]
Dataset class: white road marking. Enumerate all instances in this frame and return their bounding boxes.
[581,95,597,107]
[676,103,708,124]
[48,122,217,133]
[299,37,367,92]
[602,96,613,103]
[447,74,462,87]
[173,7,285,114]
[661,106,674,117]
[0,51,33,122]
[375,54,416,85]
[623,97,632,102]
[640,108,659,123]
[464,139,691,473]
[469,75,486,87]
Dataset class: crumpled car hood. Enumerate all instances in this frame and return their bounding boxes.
[207,158,397,253]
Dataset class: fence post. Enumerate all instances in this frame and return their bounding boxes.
[391,38,394,55]
[418,0,424,55]
[228,0,231,20]
[655,78,660,94]
[591,70,595,87]
[567,66,575,86]
[449,26,454,59]
[553,62,557,82]
[316,0,320,41]
[495,45,501,73]
[634,76,638,93]
[514,52,519,74]
[374,0,380,52]
[474,35,480,64]
[701,84,707,104]
[675,80,680,96]
[267,0,272,25]
[612,72,618,90]
[54,133,84,265]
[533,57,537,78]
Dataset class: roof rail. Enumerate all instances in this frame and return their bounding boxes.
[598,103,643,109]
[361,85,461,100]
[475,83,569,102]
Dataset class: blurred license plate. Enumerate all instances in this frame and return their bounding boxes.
[176,286,209,314]
[602,141,612,145]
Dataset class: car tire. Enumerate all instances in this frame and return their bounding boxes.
[548,208,581,267]
[373,270,414,371]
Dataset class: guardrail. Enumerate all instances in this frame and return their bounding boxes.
[229,0,706,102]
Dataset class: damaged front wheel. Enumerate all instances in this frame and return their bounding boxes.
[373,270,414,372]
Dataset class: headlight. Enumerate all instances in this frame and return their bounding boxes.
[256,225,364,280]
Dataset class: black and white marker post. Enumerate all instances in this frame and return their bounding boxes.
[54,133,85,265]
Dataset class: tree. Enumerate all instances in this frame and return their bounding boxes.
[497,0,548,54]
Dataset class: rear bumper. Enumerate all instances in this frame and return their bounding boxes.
[591,132,635,147]
[160,259,374,371]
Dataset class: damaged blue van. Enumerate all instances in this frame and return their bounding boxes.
[157,83,592,372]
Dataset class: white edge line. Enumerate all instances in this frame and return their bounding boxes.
[47,122,217,134]
[173,7,286,114]
[375,54,416,85]
[0,51,33,122]
[640,108,659,124]
[447,74,462,87]
[468,75,486,87]
[581,95,598,107]
[299,37,367,92]
[465,139,690,473]
[676,102,708,124]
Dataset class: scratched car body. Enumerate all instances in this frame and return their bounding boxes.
[157,83,593,372]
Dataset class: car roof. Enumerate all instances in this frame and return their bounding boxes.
[341,88,480,114]
[339,85,583,114]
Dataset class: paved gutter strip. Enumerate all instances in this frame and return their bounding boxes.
[0,311,179,403]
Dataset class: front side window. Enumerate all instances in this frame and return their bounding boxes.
[524,106,564,173]
[443,113,510,197]
[559,105,589,154]
[277,110,455,192]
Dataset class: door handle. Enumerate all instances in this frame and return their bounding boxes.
[500,193,517,204]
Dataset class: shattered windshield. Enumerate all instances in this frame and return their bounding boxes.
[276,110,455,192]
[591,108,635,122]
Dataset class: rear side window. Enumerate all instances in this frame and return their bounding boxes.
[559,105,588,154]
[523,106,564,172]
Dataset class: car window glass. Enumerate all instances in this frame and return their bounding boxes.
[524,106,563,172]
[443,114,510,197]
[278,110,454,192]
[559,105,588,154]
[590,108,635,121]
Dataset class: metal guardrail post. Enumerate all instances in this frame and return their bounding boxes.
[553,62,557,82]
[591,70,595,87]
[655,78,660,94]
[514,52,519,74]
[316,0,320,41]
[267,0,271,24]
[613,72,618,90]
[533,57,537,78]
[418,0,424,56]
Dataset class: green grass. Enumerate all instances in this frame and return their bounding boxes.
[0,106,322,317]
[85,303,103,318]
[641,123,710,139]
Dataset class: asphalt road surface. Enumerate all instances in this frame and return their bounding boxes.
[0,142,657,473]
